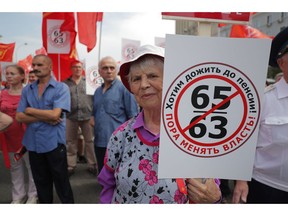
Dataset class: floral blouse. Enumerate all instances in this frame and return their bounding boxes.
[101,115,188,204]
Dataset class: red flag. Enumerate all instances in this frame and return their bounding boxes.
[42,12,76,54]
[60,13,77,37]
[35,47,47,55]
[0,43,15,62]
[230,25,273,39]
[48,45,78,81]
[17,54,33,74]
[77,12,103,52]
[42,12,78,81]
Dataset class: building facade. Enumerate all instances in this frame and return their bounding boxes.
[219,12,288,37]
[175,13,288,38]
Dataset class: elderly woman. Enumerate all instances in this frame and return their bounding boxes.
[98,45,221,204]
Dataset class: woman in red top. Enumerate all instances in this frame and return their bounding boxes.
[0,65,37,204]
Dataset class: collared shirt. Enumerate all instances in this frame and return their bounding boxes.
[92,78,138,147]
[17,77,71,153]
[253,77,288,192]
[132,111,160,143]
[63,76,93,121]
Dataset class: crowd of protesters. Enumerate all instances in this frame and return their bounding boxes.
[1,26,288,204]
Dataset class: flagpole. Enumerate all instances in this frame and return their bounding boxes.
[58,53,61,81]
[97,17,103,63]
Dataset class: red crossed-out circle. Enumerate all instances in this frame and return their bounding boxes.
[162,62,260,157]
[173,74,247,147]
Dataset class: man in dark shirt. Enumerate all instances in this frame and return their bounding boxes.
[63,60,97,176]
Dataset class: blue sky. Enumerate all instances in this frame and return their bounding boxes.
[0,13,42,61]
[0,12,175,62]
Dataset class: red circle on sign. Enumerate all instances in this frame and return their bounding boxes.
[48,25,69,48]
[162,62,261,157]
[174,74,247,147]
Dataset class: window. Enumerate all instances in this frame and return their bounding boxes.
[266,15,272,27]
[278,12,285,23]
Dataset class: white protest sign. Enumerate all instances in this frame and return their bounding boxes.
[47,19,71,54]
[158,34,271,180]
[121,38,140,62]
[85,64,103,95]
[84,57,103,95]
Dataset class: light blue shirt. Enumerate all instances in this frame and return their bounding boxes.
[17,77,70,153]
[93,78,138,148]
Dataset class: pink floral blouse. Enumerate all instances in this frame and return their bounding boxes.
[98,111,188,204]
[98,111,220,204]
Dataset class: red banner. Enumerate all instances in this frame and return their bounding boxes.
[35,47,47,55]
[49,47,78,81]
[77,12,103,52]
[230,25,273,39]
[42,12,76,54]
[0,42,15,62]
[162,12,251,24]
[17,54,33,74]
[42,12,78,81]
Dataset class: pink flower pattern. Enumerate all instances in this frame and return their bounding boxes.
[144,170,158,186]
[106,117,188,203]
[149,195,164,204]
[139,159,152,174]
[174,190,186,204]
[152,152,159,164]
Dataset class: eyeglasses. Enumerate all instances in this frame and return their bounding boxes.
[71,66,82,69]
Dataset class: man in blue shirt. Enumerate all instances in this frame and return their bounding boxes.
[16,54,74,203]
[90,56,138,173]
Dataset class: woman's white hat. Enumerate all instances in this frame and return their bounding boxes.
[118,44,164,92]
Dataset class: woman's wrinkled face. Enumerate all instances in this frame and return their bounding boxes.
[129,59,163,110]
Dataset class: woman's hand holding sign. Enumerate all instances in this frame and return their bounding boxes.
[186,178,221,203]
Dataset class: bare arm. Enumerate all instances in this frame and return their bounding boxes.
[16,112,39,124]
[16,107,63,125]
[0,112,13,131]
[25,107,62,121]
